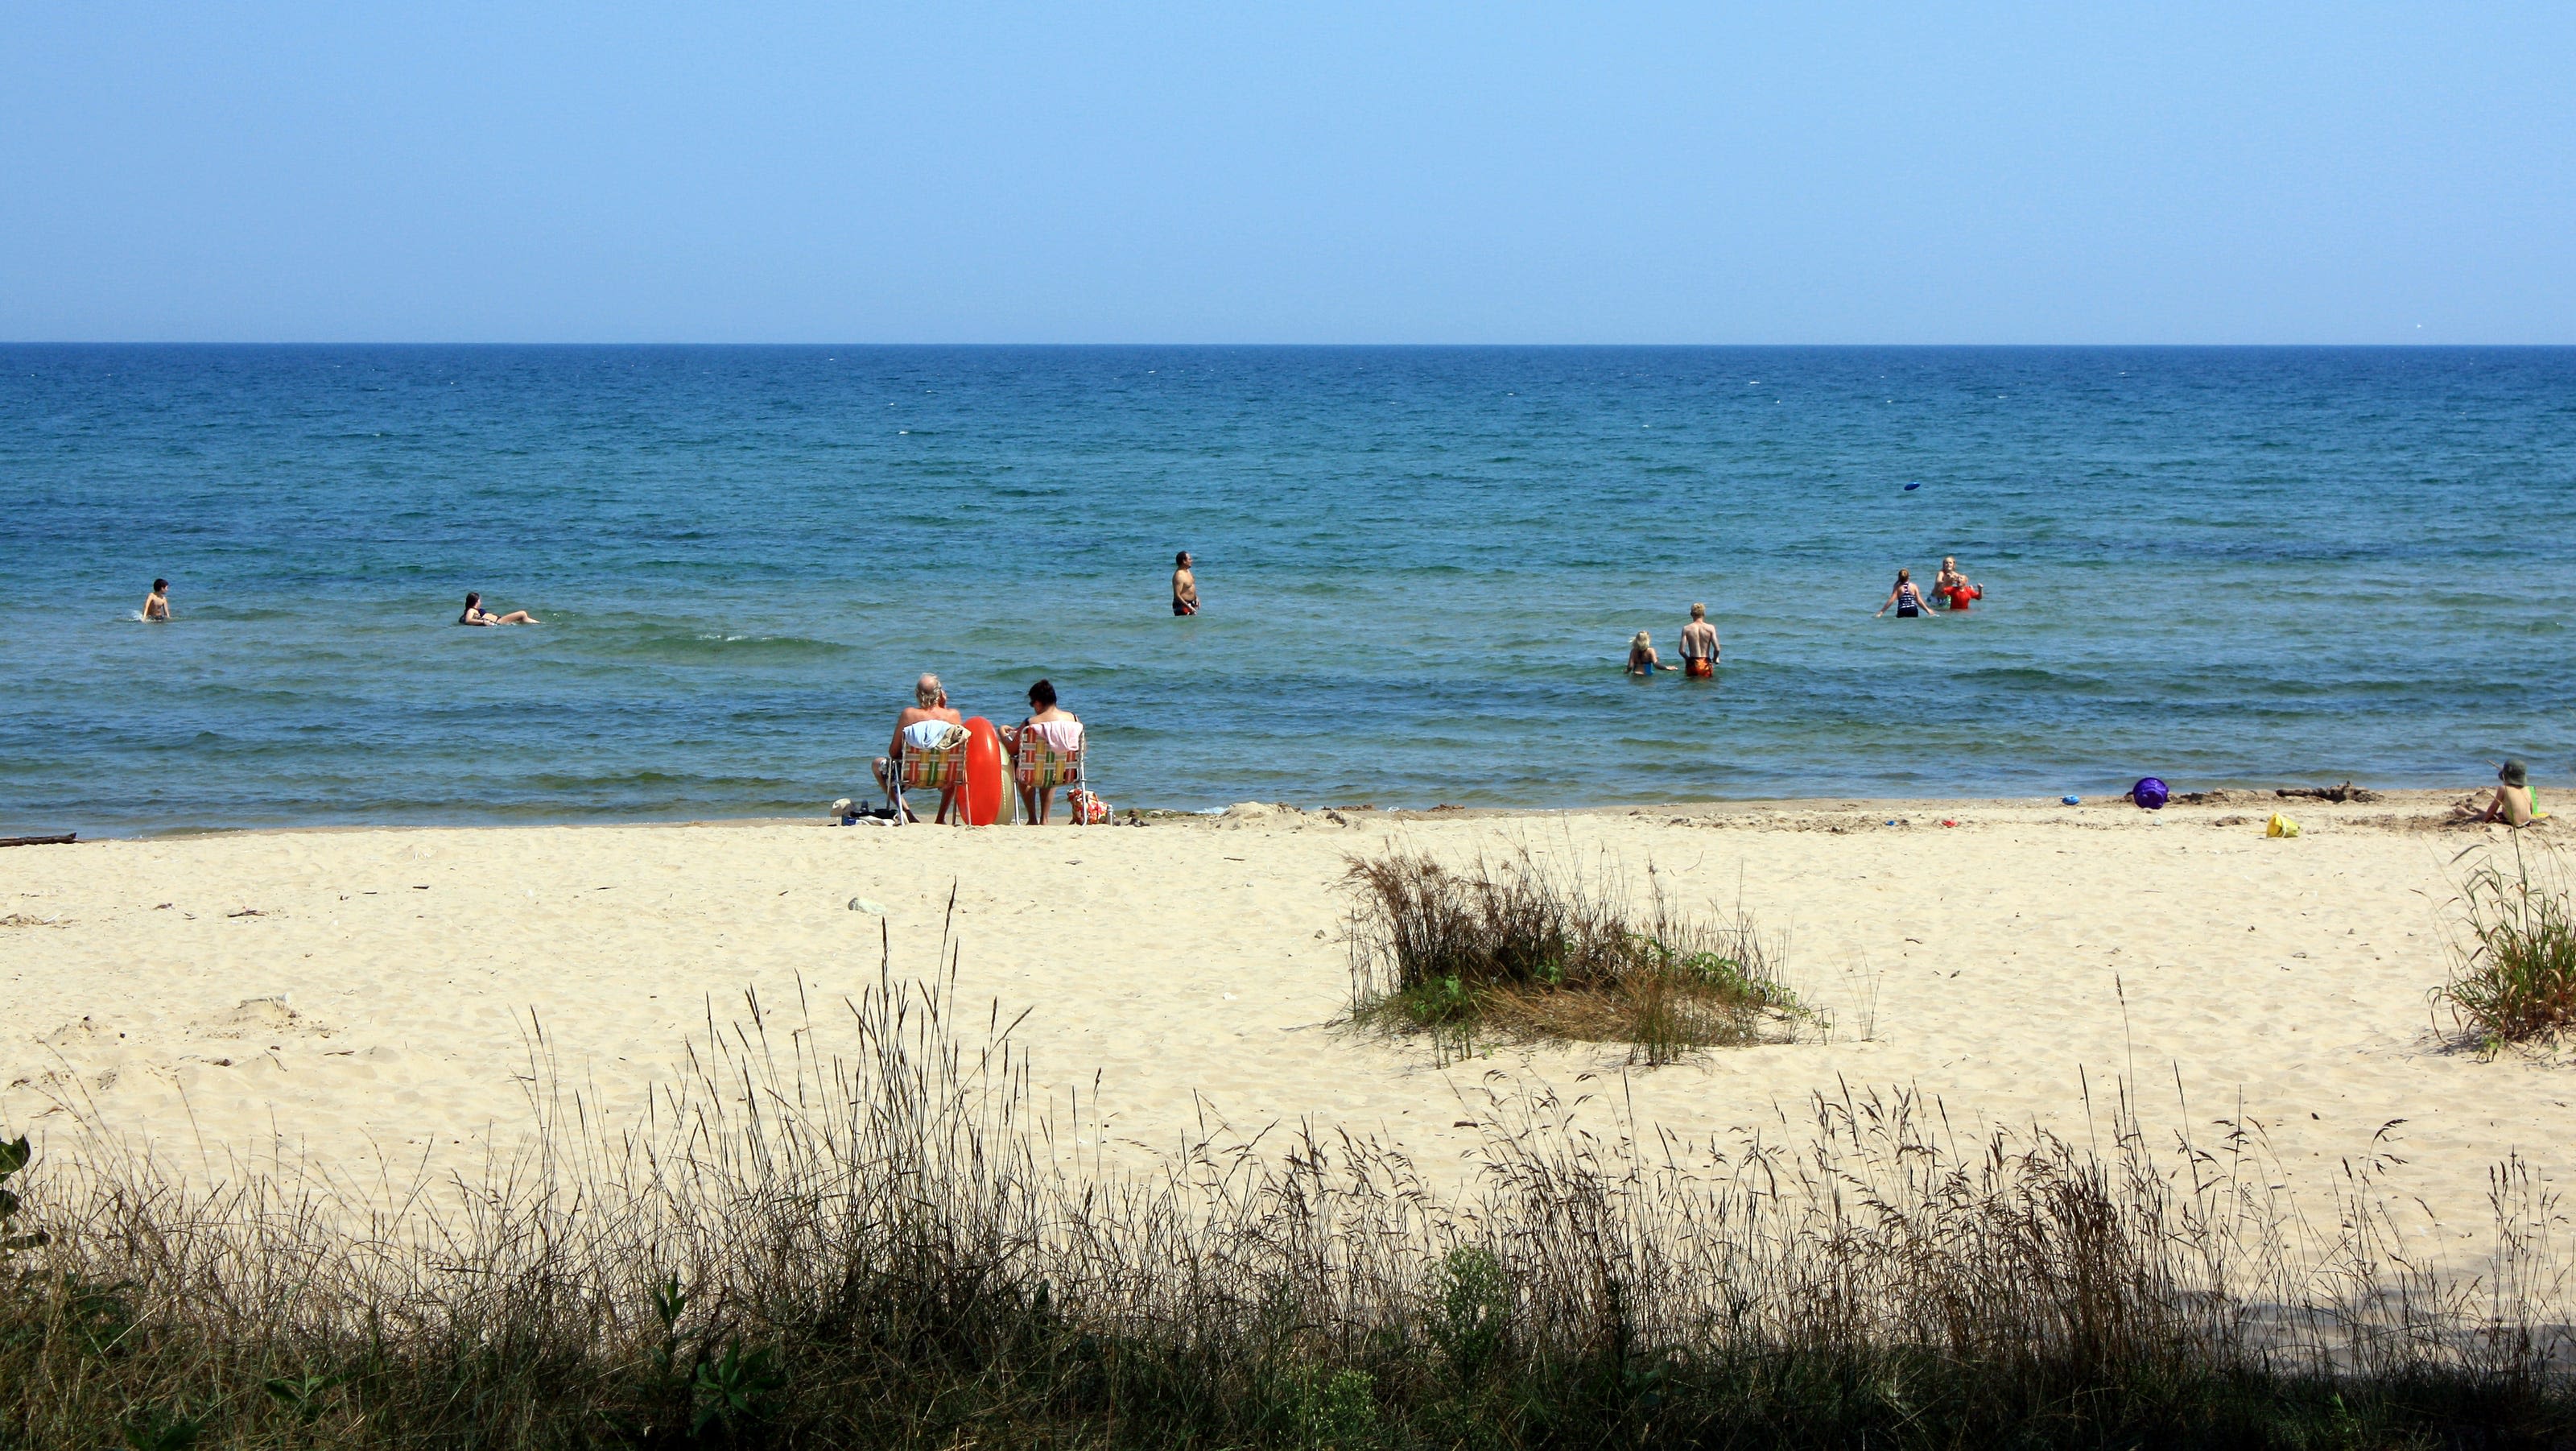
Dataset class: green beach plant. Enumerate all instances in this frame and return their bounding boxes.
[2436,839,2576,1051]
[1343,845,1796,1063]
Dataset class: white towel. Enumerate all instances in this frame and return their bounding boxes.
[902,720,968,751]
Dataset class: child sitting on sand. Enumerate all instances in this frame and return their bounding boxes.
[2474,759,2547,827]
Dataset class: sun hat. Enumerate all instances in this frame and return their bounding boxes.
[2501,759,2529,787]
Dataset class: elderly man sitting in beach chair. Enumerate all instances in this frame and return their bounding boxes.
[1006,678,1088,825]
[873,673,971,825]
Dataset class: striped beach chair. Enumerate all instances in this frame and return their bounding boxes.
[1011,721,1088,825]
[884,722,972,826]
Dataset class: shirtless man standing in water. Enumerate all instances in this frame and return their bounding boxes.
[1678,603,1719,677]
[142,578,172,622]
[1170,552,1199,616]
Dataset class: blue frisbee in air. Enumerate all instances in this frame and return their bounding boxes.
[1904,481,1922,490]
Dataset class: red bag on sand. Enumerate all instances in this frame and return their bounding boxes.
[1067,788,1111,824]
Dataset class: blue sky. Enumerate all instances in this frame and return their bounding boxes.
[4,3,2570,343]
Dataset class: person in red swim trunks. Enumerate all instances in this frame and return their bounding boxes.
[1933,556,1983,611]
[1678,602,1719,677]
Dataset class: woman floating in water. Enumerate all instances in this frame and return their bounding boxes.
[1626,630,1677,674]
[458,591,539,626]
[1874,568,1937,620]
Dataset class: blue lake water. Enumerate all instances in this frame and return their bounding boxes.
[2,345,2570,835]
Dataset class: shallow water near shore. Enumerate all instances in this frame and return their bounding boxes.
[3,345,2571,833]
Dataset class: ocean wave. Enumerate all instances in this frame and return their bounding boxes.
[583,630,857,665]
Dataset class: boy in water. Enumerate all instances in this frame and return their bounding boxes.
[1171,552,1199,615]
[142,578,172,622]
[1678,603,1718,677]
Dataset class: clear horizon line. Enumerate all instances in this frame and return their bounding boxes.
[5,339,2570,349]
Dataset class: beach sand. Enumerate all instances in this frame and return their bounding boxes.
[3,793,2567,1247]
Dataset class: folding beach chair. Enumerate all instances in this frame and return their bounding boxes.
[883,723,972,826]
[1011,722,1089,825]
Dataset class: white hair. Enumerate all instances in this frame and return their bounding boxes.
[914,673,943,706]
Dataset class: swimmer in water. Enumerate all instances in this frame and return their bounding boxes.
[1933,556,1981,610]
[459,591,539,626]
[1874,568,1936,620]
[142,578,171,622]
[1678,603,1718,677]
[1627,630,1677,675]
[1171,552,1199,616]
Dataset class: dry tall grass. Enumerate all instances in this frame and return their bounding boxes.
[1344,845,1797,1064]
[2,911,2571,1446]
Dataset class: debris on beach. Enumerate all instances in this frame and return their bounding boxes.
[2277,782,2381,804]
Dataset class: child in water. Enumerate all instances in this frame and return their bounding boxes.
[1933,556,1982,610]
[1626,631,1677,674]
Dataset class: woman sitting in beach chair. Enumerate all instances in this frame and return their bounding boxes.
[1005,679,1087,825]
[873,673,970,825]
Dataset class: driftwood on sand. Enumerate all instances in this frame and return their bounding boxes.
[2276,782,2380,804]
[0,833,77,849]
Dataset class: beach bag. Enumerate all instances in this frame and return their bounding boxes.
[2265,812,2300,838]
[1067,788,1111,825]
[2132,777,2169,810]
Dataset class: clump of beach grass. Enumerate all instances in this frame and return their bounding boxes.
[1343,844,1795,1064]
[2437,840,2576,1052]
[2,909,2573,1447]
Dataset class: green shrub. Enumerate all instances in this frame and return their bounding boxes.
[1344,846,1796,1063]
[2437,841,2576,1048]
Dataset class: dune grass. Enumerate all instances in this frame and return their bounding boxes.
[1342,845,1798,1065]
[1,914,2571,1447]
[2438,841,2576,1052]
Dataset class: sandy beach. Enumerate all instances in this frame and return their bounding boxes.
[4,792,2566,1247]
